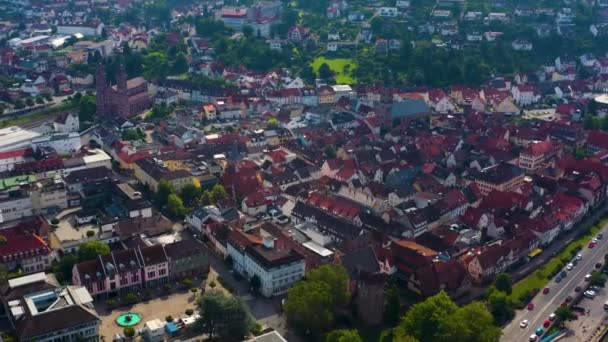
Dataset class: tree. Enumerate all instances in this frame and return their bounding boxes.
[318,63,333,80]
[77,241,110,261]
[0,265,10,285]
[285,280,334,335]
[243,25,254,39]
[183,278,193,288]
[149,104,171,119]
[590,270,606,286]
[53,254,78,282]
[35,97,44,104]
[0,235,6,245]
[325,329,363,342]
[602,116,608,132]
[167,194,187,218]
[324,145,337,159]
[181,183,202,207]
[211,184,228,202]
[86,230,95,238]
[78,95,97,124]
[267,118,279,128]
[307,265,350,308]
[13,99,24,109]
[250,274,261,294]
[384,283,401,325]
[172,52,189,74]
[555,306,575,322]
[196,290,254,340]
[456,302,502,342]
[588,99,598,115]
[155,180,175,207]
[392,327,421,342]
[584,114,596,130]
[494,273,512,295]
[487,290,514,326]
[25,98,34,107]
[123,327,135,338]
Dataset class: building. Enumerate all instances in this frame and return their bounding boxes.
[318,86,336,104]
[1,273,101,342]
[56,20,104,37]
[31,133,82,155]
[53,113,79,133]
[220,7,248,31]
[164,239,210,279]
[474,162,525,196]
[228,233,305,298]
[0,127,41,153]
[0,149,33,172]
[96,65,152,118]
[0,225,52,274]
[0,175,67,222]
[518,141,562,173]
[133,158,194,193]
[72,245,169,300]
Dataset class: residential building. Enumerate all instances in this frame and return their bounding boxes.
[1,273,101,342]
[133,158,194,193]
[474,162,525,196]
[31,133,82,155]
[518,141,562,173]
[56,20,104,37]
[164,239,210,279]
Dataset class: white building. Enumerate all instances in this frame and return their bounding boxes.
[2,273,101,342]
[0,148,32,172]
[379,7,398,17]
[31,132,82,155]
[229,237,305,297]
[511,84,538,106]
[56,22,105,37]
[331,84,354,101]
[53,113,80,133]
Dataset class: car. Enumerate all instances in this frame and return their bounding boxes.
[528,302,535,310]
[586,274,592,281]
[593,238,599,243]
[585,290,597,298]
[576,254,583,261]
[543,320,551,328]
[529,335,538,342]
[549,313,556,321]
[567,263,574,270]
[598,233,604,239]
[591,285,601,292]
[575,286,582,292]
[597,262,604,269]
[560,271,567,278]
[589,241,596,248]
[566,295,573,303]
[520,320,529,328]
[555,276,563,283]
[536,327,544,336]
[543,287,550,294]
[572,305,586,313]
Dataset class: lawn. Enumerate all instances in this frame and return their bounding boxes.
[310,57,357,84]
[509,217,608,305]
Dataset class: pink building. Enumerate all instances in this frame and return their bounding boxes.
[72,245,169,299]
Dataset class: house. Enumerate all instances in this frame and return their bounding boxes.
[379,7,398,17]
[518,141,562,173]
[318,85,336,104]
[287,26,310,42]
[388,99,430,124]
[57,20,104,37]
[164,239,210,279]
[511,84,538,106]
[155,90,178,106]
[428,89,456,113]
[0,148,32,172]
[1,272,101,342]
[72,244,171,300]
[53,112,79,133]
[133,158,194,193]
[512,39,533,51]
[0,225,51,274]
[474,162,525,196]
[242,192,268,216]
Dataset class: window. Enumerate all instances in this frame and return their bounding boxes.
[159,269,166,276]
[148,271,155,278]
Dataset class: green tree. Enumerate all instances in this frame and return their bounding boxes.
[456,301,502,342]
[0,265,10,285]
[601,116,608,132]
[400,291,465,342]
[319,63,333,80]
[143,51,170,81]
[590,270,606,286]
[25,98,35,107]
[306,264,349,308]
[384,283,401,325]
[494,273,512,295]
[35,96,44,104]
[53,254,78,282]
[123,327,135,338]
[196,290,254,340]
[181,183,202,207]
[155,179,175,207]
[285,280,334,335]
[267,118,279,128]
[250,274,261,294]
[325,329,363,342]
[392,327,421,342]
[149,104,171,119]
[588,99,598,115]
[487,290,514,326]
[172,52,189,74]
[78,95,97,124]
[13,99,25,109]
[243,25,254,39]
[167,193,186,218]
[555,306,575,322]
[585,114,596,130]
[324,145,337,159]
[211,184,228,202]
[77,241,110,261]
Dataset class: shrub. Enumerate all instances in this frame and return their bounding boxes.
[123,327,135,338]
[209,281,216,288]
[86,230,95,237]
[190,288,198,294]
[50,218,59,225]
[165,315,173,322]
[182,278,193,288]
[252,322,263,336]
[163,283,172,292]
[125,293,138,303]
[185,309,194,316]
[106,299,116,308]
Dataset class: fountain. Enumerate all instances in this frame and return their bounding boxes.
[116,312,142,326]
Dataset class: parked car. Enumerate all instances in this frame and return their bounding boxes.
[589,241,596,248]
[598,233,604,239]
[535,327,544,336]
[585,274,592,281]
[549,313,556,321]
[520,320,529,328]
[576,254,583,261]
[543,320,550,328]
[572,305,586,313]
[567,263,574,270]
[529,335,538,342]
[528,303,535,310]
[575,286,582,292]
[543,287,550,294]
[584,290,597,298]
[597,262,604,269]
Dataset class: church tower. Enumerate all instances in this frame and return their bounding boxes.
[95,64,107,117]
[116,64,129,117]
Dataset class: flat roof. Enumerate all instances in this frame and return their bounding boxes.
[302,241,334,257]
[8,272,47,289]
[0,127,41,152]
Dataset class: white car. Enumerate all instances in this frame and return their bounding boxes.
[593,238,599,244]
[520,320,529,328]
[549,313,556,321]
[585,274,592,281]
[529,335,538,342]
[566,263,574,270]
[576,254,583,261]
[584,290,597,298]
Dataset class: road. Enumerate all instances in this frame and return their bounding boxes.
[562,285,608,342]
[502,225,608,342]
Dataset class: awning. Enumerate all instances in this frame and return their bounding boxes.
[528,248,542,258]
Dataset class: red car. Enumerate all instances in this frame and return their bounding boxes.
[527,303,535,310]
[543,287,550,294]
[543,320,551,328]
[589,241,596,248]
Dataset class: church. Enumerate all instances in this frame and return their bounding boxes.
[96,64,152,118]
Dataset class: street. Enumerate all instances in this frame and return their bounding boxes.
[561,286,607,342]
[502,224,608,342]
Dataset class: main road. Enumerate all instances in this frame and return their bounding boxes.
[502,226,608,342]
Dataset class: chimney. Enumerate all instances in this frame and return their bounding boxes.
[262,236,275,249]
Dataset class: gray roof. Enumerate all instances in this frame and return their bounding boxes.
[390,99,430,119]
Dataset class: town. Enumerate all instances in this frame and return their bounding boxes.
[2,0,608,341]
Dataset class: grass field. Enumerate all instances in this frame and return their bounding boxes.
[509,217,608,305]
[311,57,357,84]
